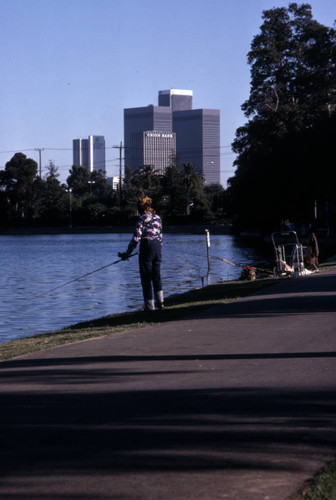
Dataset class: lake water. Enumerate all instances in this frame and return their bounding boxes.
[0,232,269,344]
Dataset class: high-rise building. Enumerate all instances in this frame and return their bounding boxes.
[124,90,220,184]
[158,89,193,111]
[124,106,175,174]
[73,138,88,169]
[73,135,106,174]
[173,109,220,184]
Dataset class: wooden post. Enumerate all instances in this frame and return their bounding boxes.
[205,229,211,283]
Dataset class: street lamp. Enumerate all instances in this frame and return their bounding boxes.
[66,188,73,228]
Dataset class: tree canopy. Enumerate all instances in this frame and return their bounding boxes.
[0,153,38,220]
[228,3,336,234]
[0,155,227,228]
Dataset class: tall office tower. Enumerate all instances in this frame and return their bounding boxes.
[124,90,220,183]
[124,105,175,174]
[73,135,106,174]
[73,138,89,168]
[88,135,106,174]
[158,89,193,111]
[173,109,220,184]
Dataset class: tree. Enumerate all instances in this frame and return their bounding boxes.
[86,169,112,200]
[161,165,185,219]
[121,165,163,219]
[229,3,336,233]
[242,3,336,125]
[204,183,228,222]
[67,165,91,197]
[138,165,161,192]
[181,163,199,216]
[39,161,67,224]
[0,153,38,220]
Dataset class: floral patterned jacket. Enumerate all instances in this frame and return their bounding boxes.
[127,211,162,255]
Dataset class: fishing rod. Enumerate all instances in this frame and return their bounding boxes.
[212,254,245,268]
[212,254,272,274]
[34,252,139,299]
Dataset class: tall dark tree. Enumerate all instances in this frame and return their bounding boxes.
[39,161,67,224]
[0,153,38,220]
[86,169,112,200]
[67,165,91,197]
[161,165,185,218]
[181,163,199,216]
[204,183,228,222]
[229,3,336,233]
[122,165,163,216]
[242,3,336,125]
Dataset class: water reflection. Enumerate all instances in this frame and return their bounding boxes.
[0,233,268,344]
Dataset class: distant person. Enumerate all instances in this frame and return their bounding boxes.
[119,196,164,311]
[305,232,319,271]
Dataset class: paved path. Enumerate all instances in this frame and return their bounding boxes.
[1,270,336,500]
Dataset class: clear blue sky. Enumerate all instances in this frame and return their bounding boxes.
[1,0,335,186]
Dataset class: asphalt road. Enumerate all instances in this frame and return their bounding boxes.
[0,269,335,500]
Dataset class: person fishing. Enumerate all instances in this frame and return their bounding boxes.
[119,196,164,311]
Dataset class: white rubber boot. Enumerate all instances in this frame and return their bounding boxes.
[155,290,164,309]
[144,299,155,311]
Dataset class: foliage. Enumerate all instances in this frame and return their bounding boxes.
[228,3,336,234]
[0,155,225,227]
[0,153,38,221]
[39,161,68,224]
[296,458,336,499]
[67,165,91,197]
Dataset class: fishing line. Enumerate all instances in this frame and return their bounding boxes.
[34,252,139,299]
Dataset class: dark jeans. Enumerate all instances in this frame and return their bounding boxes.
[139,239,162,301]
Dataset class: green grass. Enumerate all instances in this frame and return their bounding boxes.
[294,458,336,500]
[0,277,277,362]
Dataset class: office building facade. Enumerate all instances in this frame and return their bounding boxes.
[173,109,220,184]
[124,106,175,174]
[142,131,176,174]
[158,89,193,111]
[73,138,88,169]
[124,89,220,184]
[73,135,106,174]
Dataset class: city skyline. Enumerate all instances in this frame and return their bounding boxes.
[1,0,335,187]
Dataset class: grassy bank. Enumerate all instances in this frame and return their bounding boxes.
[1,262,335,363]
[0,277,277,362]
[293,458,336,500]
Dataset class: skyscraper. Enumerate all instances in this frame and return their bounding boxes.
[124,90,220,184]
[73,138,88,169]
[73,135,106,174]
[158,89,193,111]
[124,106,175,174]
[173,109,220,184]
